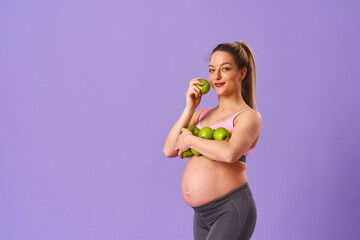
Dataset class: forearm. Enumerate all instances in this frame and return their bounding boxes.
[187,135,240,163]
[163,106,196,157]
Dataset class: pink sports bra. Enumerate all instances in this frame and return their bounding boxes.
[195,107,254,157]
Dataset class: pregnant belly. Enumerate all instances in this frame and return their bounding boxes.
[181,155,247,207]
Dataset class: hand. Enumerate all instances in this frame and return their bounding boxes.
[175,128,194,159]
[185,78,203,110]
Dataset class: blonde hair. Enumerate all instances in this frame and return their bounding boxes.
[211,41,257,109]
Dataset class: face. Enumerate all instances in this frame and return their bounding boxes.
[209,51,247,96]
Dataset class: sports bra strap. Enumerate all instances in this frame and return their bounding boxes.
[198,108,212,122]
[231,108,251,123]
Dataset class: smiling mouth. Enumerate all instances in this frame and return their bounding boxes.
[214,83,225,87]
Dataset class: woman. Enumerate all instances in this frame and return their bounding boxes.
[163,41,262,240]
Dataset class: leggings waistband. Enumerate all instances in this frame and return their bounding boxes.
[192,182,251,214]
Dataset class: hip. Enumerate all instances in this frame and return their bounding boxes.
[192,182,254,214]
[192,182,257,240]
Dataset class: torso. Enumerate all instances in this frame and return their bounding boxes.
[181,107,260,207]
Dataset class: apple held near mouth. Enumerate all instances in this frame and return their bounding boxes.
[196,79,211,94]
[213,127,231,141]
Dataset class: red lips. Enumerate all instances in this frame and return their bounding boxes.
[214,83,225,87]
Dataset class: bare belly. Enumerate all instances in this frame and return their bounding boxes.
[181,155,247,207]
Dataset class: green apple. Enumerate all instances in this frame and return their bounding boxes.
[187,125,199,136]
[184,125,199,157]
[198,127,214,139]
[182,149,194,158]
[191,127,214,155]
[196,79,211,94]
[213,127,231,141]
[190,149,201,156]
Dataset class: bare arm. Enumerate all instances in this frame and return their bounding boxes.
[163,78,205,158]
[162,106,192,157]
[175,109,262,162]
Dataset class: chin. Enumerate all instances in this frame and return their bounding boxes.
[215,90,226,96]
[217,88,235,96]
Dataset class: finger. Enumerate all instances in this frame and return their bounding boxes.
[193,80,204,87]
[188,86,200,96]
[190,85,201,97]
[190,83,202,92]
[187,89,198,100]
[182,128,191,135]
[190,77,200,83]
[189,78,198,87]
[196,88,202,98]
[192,86,202,98]
[189,78,203,87]
[185,128,191,132]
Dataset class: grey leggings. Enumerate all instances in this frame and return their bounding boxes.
[192,182,257,240]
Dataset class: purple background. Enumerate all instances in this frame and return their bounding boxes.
[1,0,359,239]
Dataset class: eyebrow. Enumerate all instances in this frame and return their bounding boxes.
[209,62,233,67]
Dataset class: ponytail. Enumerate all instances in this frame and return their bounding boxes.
[239,41,256,109]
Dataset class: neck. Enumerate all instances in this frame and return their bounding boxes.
[217,92,248,111]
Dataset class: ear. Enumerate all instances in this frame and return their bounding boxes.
[240,67,247,80]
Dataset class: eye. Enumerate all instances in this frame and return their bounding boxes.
[223,67,230,71]
[209,69,215,73]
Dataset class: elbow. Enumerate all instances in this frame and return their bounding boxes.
[226,156,237,163]
[163,146,177,158]
[225,150,240,163]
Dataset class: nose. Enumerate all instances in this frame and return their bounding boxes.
[214,69,222,80]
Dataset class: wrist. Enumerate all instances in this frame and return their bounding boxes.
[185,134,196,149]
[184,105,196,112]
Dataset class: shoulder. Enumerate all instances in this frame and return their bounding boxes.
[230,109,262,152]
[195,108,208,117]
[234,108,262,128]
[189,108,208,126]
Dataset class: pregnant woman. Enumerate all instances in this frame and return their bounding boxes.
[163,41,262,240]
